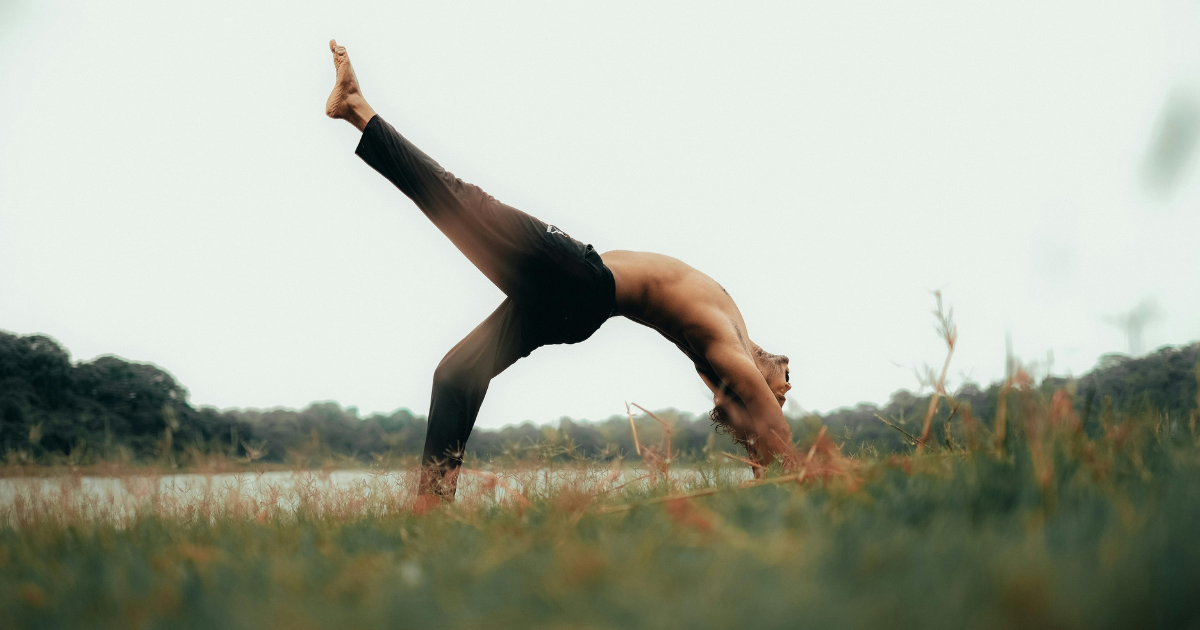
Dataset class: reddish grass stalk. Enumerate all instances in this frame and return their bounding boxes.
[721,452,765,470]
[625,402,643,457]
[994,380,1010,452]
[874,414,919,445]
[605,473,655,494]
[917,292,957,453]
[595,440,829,516]
[802,426,826,468]
[630,403,671,463]
[626,403,674,485]
[962,403,977,452]
[458,468,531,508]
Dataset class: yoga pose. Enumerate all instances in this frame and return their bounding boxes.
[325,40,796,500]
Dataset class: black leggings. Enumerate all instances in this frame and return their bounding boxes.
[355,115,615,484]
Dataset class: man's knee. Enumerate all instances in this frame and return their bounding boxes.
[432,349,488,397]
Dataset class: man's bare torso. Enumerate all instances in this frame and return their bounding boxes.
[600,250,750,385]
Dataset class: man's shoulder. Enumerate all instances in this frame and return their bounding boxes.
[678,308,743,354]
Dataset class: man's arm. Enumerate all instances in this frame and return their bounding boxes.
[704,341,796,469]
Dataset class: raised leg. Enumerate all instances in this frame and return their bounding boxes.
[353,115,551,300]
[327,41,551,299]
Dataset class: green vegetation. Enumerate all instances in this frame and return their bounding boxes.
[3,326,1200,628]
[3,392,1199,628]
[2,329,1198,467]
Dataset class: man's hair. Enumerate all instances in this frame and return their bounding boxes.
[751,344,789,378]
[710,405,745,446]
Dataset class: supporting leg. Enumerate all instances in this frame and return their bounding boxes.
[418,298,536,499]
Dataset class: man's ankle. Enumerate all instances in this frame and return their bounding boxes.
[350,102,377,132]
[413,493,442,515]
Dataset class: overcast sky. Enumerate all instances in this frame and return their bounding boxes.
[2,1,1199,428]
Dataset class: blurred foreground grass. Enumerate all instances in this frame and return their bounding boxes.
[2,392,1200,630]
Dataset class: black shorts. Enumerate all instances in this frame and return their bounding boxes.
[516,225,616,346]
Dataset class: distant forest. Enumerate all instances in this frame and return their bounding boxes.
[1,330,1197,465]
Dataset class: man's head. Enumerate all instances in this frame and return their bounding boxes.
[709,343,791,440]
[751,343,791,406]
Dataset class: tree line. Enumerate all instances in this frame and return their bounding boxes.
[1,329,1196,465]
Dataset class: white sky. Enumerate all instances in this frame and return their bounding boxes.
[2,1,1199,428]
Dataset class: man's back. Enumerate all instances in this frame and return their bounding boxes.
[602,249,796,469]
[600,250,748,378]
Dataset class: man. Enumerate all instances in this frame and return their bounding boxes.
[325,40,796,500]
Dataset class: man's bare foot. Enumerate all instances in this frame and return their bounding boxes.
[326,39,376,132]
[412,493,441,516]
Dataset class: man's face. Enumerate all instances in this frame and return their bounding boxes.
[757,357,791,407]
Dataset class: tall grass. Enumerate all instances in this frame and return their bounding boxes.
[2,371,1199,629]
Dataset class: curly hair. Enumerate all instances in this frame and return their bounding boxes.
[710,405,750,448]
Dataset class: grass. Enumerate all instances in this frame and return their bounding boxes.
[2,384,1200,630]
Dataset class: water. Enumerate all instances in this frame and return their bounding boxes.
[0,466,751,522]
[0,470,411,521]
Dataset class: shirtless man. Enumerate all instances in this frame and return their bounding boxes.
[324,40,796,500]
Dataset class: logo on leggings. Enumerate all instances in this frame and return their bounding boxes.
[546,225,570,238]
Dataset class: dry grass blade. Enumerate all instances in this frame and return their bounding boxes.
[458,468,531,507]
[601,473,655,495]
[722,452,765,469]
[595,426,834,515]
[875,414,920,445]
[630,403,671,462]
[917,291,957,453]
[800,426,826,470]
[625,402,643,457]
[591,470,813,515]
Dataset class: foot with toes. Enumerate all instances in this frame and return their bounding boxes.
[326,39,376,131]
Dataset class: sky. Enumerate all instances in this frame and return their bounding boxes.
[2,1,1199,428]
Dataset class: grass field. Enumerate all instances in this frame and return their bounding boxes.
[2,392,1200,629]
